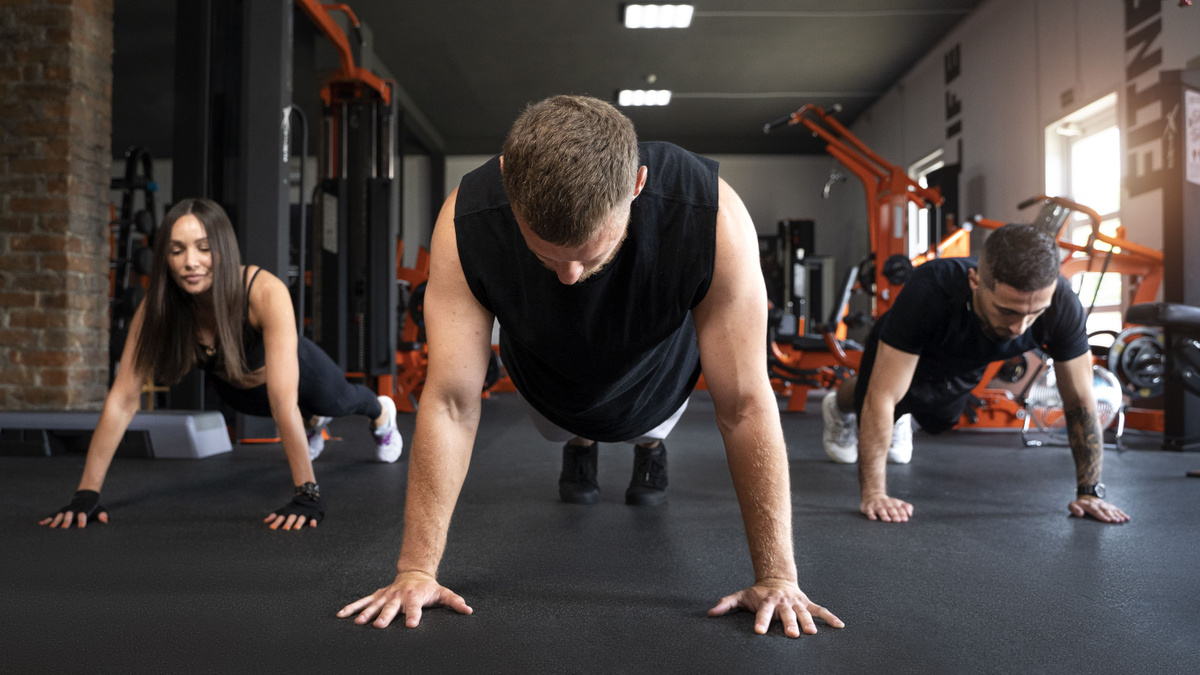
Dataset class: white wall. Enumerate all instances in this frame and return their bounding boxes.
[446,155,494,198]
[401,154,434,268]
[706,155,842,233]
[707,154,863,288]
[843,0,1200,259]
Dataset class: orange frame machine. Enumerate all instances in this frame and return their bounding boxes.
[762,105,944,413]
[765,105,1167,433]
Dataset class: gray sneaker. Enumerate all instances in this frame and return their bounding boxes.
[822,391,858,463]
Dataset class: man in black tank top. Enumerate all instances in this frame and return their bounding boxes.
[340,96,843,638]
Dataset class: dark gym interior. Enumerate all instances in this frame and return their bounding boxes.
[2,1,1199,673]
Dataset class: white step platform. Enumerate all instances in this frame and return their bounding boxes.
[0,410,232,459]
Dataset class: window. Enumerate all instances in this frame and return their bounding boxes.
[907,149,945,258]
[1045,93,1122,335]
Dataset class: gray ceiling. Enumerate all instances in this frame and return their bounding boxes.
[112,0,983,158]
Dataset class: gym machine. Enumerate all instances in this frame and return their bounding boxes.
[1124,303,1200,450]
[391,243,512,413]
[760,104,946,412]
[297,0,399,387]
[760,104,1184,443]
[765,105,946,315]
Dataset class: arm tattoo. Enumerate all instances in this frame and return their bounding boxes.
[1064,405,1102,486]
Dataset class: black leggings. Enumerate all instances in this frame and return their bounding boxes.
[212,337,383,420]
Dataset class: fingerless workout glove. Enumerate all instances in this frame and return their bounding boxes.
[50,489,107,521]
[272,491,324,523]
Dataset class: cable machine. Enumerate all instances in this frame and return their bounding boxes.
[297,0,398,387]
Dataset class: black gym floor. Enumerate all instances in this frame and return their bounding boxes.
[3,391,1197,674]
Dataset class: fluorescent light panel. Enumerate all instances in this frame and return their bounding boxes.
[624,4,694,28]
[618,90,672,106]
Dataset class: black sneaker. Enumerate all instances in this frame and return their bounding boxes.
[625,442,668,506]
[559,442,599,504]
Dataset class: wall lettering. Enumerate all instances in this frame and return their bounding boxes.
[1124,0,1166,196]
[944,44,962,143]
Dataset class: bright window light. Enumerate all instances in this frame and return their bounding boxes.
[624,4,694,28]
[618,90,672,106]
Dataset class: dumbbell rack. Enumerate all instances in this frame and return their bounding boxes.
[108,146,158,390]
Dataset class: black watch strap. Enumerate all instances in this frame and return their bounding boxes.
[295,481,320,499]
[1076,482,1105,499]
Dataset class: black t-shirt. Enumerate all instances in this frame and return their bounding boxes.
[454,142,719,442]
[875,257,1090,396]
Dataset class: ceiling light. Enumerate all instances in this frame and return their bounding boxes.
[623,4,694,28]
[618,90,672,106]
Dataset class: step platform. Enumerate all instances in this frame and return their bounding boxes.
[0,410,232,459]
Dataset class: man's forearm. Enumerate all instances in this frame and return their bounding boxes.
[856,397,895,497]
[1064,404,1103,485]
[720,405,797,583]
[396,402,478,576]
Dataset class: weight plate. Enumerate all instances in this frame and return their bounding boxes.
[1108,326,1165,399]
[882,254,913,285]
[408,281,426,332]
[995,354,1028,384]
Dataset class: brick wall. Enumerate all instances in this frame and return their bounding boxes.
[1,0,113,410]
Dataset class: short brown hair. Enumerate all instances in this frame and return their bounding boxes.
[978,223,1060,292]
[501,95,639,247]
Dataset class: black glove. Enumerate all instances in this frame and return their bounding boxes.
[49,490,107,523]
[271,484,324,524]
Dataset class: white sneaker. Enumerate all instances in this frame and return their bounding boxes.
[305,416,332,460]
[888,413,913,464]
[372,395,403,463]
[822,391,858,463]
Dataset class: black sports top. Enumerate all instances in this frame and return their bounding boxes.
[197,266,267,375]
[454,142,719,441]
[877,257,1090,395]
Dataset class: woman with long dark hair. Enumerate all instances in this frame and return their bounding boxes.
[40,198,402,531]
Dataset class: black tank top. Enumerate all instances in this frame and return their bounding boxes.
[455,142,718,441]
[197,266,267,375]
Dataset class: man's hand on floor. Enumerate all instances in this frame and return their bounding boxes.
[861,493,914,522]
[1069,496,1130,523]
[708,578,844,637]
[338,570,473,628]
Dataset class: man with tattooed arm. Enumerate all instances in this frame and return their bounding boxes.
[821,223,1130,524]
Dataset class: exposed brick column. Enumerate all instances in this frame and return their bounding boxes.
[0,0,113,410]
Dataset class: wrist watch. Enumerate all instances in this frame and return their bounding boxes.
[295,481,321,499]
[1076,482,1105,499]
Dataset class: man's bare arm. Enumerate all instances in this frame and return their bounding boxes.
[1064,404,1102,486]
[1054,353,1129,523]
[339,188,496,627]
[856,343,919,522]
[695,178,842,637]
